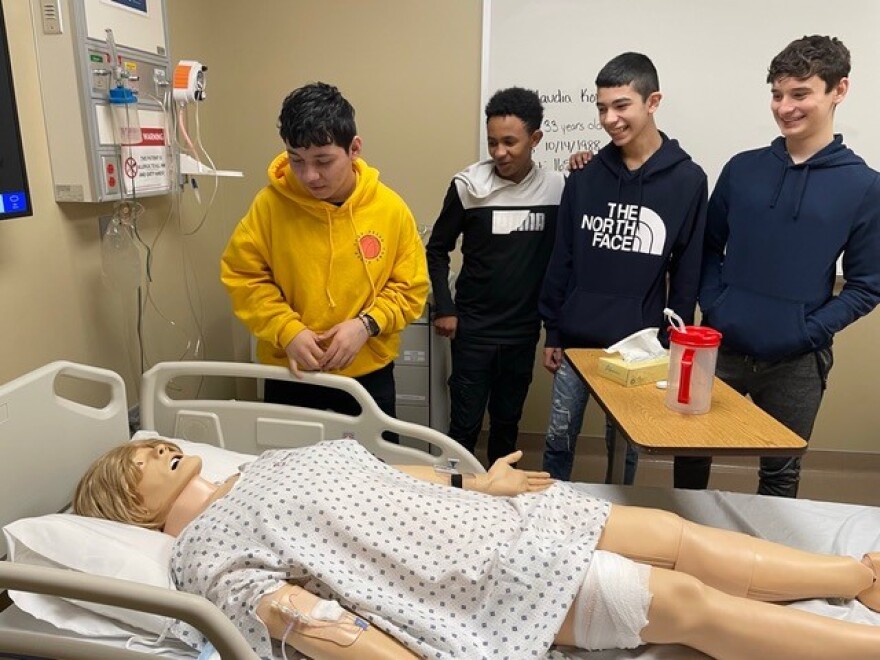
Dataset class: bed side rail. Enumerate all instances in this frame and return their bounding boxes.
[141,361,484,474]
[0,561,257,659]
[0,361,129,558]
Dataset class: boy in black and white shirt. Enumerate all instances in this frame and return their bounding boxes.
[427,87,564,466]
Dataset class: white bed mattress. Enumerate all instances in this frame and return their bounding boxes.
[4,482,877,660]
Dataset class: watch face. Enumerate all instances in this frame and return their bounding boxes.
[362,314,379,337]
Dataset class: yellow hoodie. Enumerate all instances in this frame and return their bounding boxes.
[221,153,428,377]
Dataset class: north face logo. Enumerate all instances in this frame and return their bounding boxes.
[580,202,666,255]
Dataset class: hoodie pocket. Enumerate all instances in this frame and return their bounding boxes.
[708,285,812,358]
[559,289,643,346]
[700,286,730,317]
[364,337,394,364]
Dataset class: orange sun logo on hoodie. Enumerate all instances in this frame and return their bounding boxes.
[358,232,385,261]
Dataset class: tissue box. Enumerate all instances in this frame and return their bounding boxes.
[597,354,669,387]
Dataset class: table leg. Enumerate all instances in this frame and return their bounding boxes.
[609,425,626,485]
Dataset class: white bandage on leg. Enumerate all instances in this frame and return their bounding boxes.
[573,550,653,651]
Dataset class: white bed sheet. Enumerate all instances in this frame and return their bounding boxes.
[0,604,198,659]
[4,481,878,660]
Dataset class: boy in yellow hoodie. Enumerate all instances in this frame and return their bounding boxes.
[221,82,428,422]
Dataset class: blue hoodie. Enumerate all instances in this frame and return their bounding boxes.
[540,135,708,348]
[700,135,880,361]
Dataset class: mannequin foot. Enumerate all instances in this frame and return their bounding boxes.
[857,553,880,612]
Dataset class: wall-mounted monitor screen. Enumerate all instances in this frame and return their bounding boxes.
[0,3,32,221]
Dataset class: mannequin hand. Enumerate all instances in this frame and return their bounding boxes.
[285,329,324,377]
[317,319,369,372]
[568,150,593,170]
[543,347,563,373]
[433,315,458,339]
[477,451,554,496]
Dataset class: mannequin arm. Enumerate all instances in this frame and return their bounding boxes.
[256,584,418,659]
[394,465,483,489]
[394,451,554,496]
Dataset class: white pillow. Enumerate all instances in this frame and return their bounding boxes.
[3,436,257,639]
[4,514,175,636]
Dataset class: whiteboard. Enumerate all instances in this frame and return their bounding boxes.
[482,0,880,188]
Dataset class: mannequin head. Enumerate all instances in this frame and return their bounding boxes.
[73,439,202,530]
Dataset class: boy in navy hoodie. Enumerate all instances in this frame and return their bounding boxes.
[676,36,880,497]
[540,53,708,482]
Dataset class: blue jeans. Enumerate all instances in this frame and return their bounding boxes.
[542,359,638,483]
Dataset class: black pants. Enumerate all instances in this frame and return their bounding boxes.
[264,362,399,443]
[674,346,832,496]
[447,338,536,466]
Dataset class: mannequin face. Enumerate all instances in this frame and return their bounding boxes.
[134,443,202,518]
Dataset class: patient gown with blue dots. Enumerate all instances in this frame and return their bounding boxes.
[169,439,610,659]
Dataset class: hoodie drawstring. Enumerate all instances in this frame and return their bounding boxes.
[347,207,378,309]
[637,169,645,217]
[769,162,810,220]
[613,165,645,237]
[792,165,810,220]
[325,208,337,308]
[770,164,787,209]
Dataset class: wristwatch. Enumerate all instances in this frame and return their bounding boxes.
[360,313,380,337]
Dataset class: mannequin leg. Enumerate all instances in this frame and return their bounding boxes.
[858,554,880,610]
[643,567,880,660]
[598,504,874,602]
[555,567,880,659]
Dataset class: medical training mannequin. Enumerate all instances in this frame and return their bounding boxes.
[73,439,880,660]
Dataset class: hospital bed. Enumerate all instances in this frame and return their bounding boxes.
[1,361,879,660]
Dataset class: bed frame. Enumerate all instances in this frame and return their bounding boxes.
[0,360,482,659]
[0,362,127,558]
[0,362,256,658]
[141,360,484,474]
[3,361,879,660]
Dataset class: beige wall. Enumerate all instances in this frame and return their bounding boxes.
[0,0,238,400]
[1,0,133,391]
[2,0,878,450]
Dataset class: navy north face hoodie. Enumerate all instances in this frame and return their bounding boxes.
[540,135,708,348]
[700,135,880,361]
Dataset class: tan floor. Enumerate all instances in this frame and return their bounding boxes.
[471,432,880,508]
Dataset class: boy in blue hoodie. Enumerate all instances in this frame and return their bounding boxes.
[676,36,880,497]
[540,53,708,482]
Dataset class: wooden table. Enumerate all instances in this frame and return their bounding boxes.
[564,348,807,484]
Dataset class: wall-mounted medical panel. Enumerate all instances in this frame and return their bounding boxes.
[30,0,171,202]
